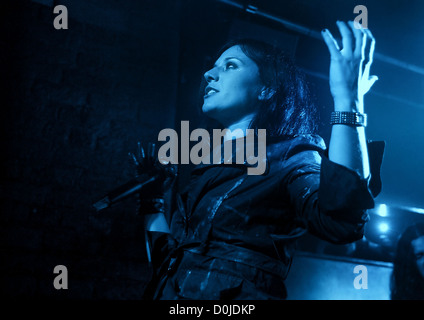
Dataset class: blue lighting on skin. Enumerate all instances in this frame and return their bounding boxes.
[377,204,388,217]
[378,222,389,233]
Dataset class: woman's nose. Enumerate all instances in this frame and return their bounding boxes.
[204,67,218,83]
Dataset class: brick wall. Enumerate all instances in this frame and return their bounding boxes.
[1,0,181,299]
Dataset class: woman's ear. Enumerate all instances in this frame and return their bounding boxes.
[258,87,276,101]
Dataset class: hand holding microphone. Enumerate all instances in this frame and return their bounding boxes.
[130,141,177,216]
[92,142,177,213]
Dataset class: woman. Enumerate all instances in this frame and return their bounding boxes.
[391,223,424,300]
[135,20,384,300]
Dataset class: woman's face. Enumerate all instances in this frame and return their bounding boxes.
[202,45,263,126]
[412,235,424,278]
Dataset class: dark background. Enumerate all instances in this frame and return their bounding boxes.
[1,0,423,299]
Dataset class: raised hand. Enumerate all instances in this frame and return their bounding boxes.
[321,20,378,112]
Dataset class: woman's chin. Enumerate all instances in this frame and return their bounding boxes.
[202,104,218,117]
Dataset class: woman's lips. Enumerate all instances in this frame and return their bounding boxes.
[205,86,219,97]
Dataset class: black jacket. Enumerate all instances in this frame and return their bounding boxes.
[145,134,385,299]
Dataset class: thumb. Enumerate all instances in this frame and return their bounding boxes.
[369,75,379,85]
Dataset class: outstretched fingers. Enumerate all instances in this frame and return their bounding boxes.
[362,28,376,77]
[129,152,138,165]
[321,28,341,60]
[137,141,145,160]
[348,21,366,60]
[336,21,354,56]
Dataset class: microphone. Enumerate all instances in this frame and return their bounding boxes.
[92,175,158,212]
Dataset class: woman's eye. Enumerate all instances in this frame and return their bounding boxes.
[225,62,237,70]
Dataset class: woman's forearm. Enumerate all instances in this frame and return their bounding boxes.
[329,121,370,179]
[321,20,377,180]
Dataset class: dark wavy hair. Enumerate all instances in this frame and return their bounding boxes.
[202,38,318,137]
[390,222,424,300]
